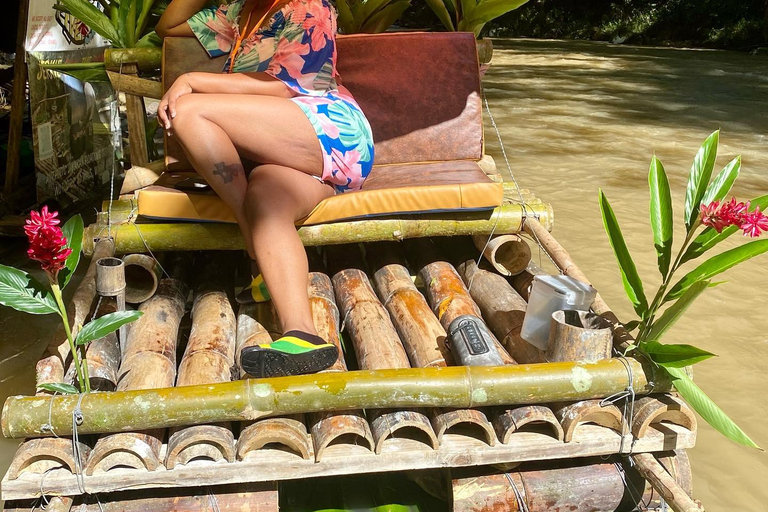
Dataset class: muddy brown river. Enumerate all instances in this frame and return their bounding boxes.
[1,38,766,511]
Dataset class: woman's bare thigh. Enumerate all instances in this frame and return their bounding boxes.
[173,93,324,176]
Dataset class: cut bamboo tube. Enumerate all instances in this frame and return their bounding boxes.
[493,405,564,443]
[65,298,121,392]
[235,303,313,461]
[632,452,703,512]
[546,310,613,363]
[452,454,689,512]
[2,358,668,438]
[69,483,278,512]
[553,400,624,443]
[509,261,546,302]
[83,202,555,255]
[84,278,187,474]
[104,48,162,72]
[456,255,545,364]
[472,234,531,276]
[306,270,375,461]
[369,242,450,367]
[36,239,115,388]
[119,159,165,194]
[631,394,697,438]
[166,262,237,469]
[122,254,161,304]
[328,245,438,452]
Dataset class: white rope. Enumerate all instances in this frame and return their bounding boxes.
[71,393,87,494]
[599,355,637,455]
[503,472,530,512]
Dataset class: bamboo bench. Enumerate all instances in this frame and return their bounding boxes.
[84,32,553,254]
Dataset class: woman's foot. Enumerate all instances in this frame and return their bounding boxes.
[240,330,338,378]
[236,274,271,304]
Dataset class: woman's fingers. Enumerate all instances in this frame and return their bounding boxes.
[168,94,177,120]
[158,98,169,128]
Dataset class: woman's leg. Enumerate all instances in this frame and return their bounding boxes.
[169,93,324,259]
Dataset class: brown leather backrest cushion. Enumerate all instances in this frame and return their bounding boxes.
[163,32,483,169]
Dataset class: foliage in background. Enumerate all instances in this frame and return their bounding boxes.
[0,209,142,394]
[599,130,765,448]
[486,0,768,49]
[423,0,530,37]
[336,0,412,34]
[54,0,167,48]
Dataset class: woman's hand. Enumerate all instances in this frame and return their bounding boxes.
[157,74,194,130]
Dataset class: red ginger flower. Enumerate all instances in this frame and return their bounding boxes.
[740,206,768,238]
[24,206,72,277]
[700,198,750,233]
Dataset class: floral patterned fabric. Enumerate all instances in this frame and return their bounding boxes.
[187,0,374,193]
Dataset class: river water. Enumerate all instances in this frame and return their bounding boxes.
[1,37,766,511]
[483,38,768,512]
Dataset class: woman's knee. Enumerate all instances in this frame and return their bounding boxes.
[171,94,205,138]
[244,167,308,224]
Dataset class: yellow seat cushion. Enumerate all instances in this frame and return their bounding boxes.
[137,160,502,226]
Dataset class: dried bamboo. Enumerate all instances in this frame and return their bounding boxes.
[84,279,186,474]
[36,239,115,388]
[7,437,90,480]
[369,243,450,368]
[83,202,555,255]
[65,298,121,391]
[452,453,691,512]
[631,394,697,438]
[166,262,237,469]
[122,254,161,304]
[406,238,515,365]
[2,358,668,438]
[308,272,346,372]
[3,497,72,512]
[546,310,613,363]
[328,246,437,451]
[106,71,162,99]
[632,453,703,512]
[493,405,564,443]
[235,303,313,461]
[472,234,531,276]
[553,400,624,443]
[120,159,165,194]
[104,48,162,72]
[509,261,546,302]
[456,256,545,364]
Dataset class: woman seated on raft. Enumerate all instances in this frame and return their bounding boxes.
[156,0,374,378]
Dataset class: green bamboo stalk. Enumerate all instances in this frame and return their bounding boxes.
[104,47,162,71]
[2,358,667,438]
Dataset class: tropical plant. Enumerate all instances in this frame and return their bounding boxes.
[0,208,142,394]
[336,0,412,34]
[599,130,765,448]
[423,0,530,36]
[54,0,166,48]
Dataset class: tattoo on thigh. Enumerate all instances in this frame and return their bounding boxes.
[212,162,243,184]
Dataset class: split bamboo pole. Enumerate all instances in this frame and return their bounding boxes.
[166,260,237,469]
[327,245,438,453]
[84,278,187,474]
[306,268,374,460]
[36,238,115,388]
[82,202,555,255]
[235,302,313,461]
[2,359,667,438]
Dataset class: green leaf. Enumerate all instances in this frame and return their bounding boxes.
[642,340,715,367]
[136,0,156,40]
[135,30,161,47]
[336,0,357,33]
[701,155,740,205]
[665,239,768,302]
[644,280,709,341]
[75,310,143,346]
[599,189,649,318]
[57,67,110,83]
[360,1,411,33]
[664,366,760,448]
[0,264,59,315]
[681,194,768,263]
[684,130,719,230]
[56,0,122,46]
[39,383,79,395]
[423,0,455,31]
[648,156,673,278]
[460,0,530,28]
[623,320,640,331]
[118,0,139,47]
[60,215,84,290]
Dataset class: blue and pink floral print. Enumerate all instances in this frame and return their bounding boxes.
[188,0,374,193]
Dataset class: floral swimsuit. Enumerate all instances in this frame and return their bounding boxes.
[188,0,374,193]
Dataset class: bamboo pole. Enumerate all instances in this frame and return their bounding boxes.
[104,48,162,72]
[107,71,163,99]
[36,239,115,388]
[64,298,121,391]
[472,234,531,276]
[632,453,703,512]
[2,358,667,438]
[509,261,546,302]
[4,0,30,194]
[3,497,73,512]
[166,260,237,469]
[84,278,187,474]
[120,63,149,167]
[82,202,555,255]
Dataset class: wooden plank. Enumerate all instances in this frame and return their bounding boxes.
[107,71,163,99]
[4,0,30,194]
[122,64,149,167]
[0,424,696,499]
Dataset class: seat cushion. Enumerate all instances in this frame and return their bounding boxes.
[137,160,502,226]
